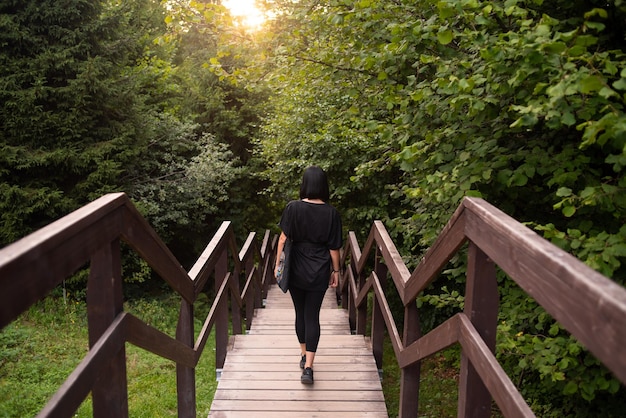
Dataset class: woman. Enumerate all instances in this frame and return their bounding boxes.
[274,166,343,384]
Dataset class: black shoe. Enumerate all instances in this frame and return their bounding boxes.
[300,355,306,369]
[301,367,314,384]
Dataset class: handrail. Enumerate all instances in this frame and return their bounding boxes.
[339,197,626,417]
[0,193,275,418]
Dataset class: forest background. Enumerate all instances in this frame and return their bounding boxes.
[1,0,626,416]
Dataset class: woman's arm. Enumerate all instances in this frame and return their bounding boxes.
[329,248,341,288]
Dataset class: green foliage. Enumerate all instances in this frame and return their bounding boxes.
[498,281,625,416]
[129,128,242,266]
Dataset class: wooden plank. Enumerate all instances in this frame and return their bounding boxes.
[216,370,381,381]
[213,389,385,401]
[230,335,371,349]
[224,353,372,371]
[222,362,377,373]
[224,347,373,357]
[209,412,387,418]
[247,329,352,335]
[187,222,231,292]
[209,399,387,412]
[215,380,383,391]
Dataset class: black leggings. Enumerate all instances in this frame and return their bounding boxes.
[289,286,326,352]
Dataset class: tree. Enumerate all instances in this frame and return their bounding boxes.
[163,0,277,238]
[0,0,173,245]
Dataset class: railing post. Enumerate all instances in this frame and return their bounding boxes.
[231,258,242,335]
[251,256,263,310]
[356,262,368,336]
[87,238,128,418]
[215,249,229,374]
[372,246,387,370]
[344,261,355,331]
[262,250,272,299]
[176,300,196,418]
[458,241,498,418]
[243,257,254,332]
[399,300,421,417]
[260,231,273,299]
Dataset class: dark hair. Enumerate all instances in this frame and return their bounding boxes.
[299,166,330,201]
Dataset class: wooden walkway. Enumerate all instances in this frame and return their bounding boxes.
[208,285,388,417]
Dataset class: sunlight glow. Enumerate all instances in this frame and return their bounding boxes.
[222,0,265,29]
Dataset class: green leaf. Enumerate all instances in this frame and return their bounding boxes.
[575,34,599,47]
[563,380,578,395]
[510,172,528,186]
[599,86,617,98]
[562,206,577,217]
[330,14,344,25]
[437,2,456,19]
[568,45,586,57]
[584,8,608,19]
[561,112,576,126]
[613,78,626,91]
[542,41,567,54]
[579,75,604,94]
[549,323,560,336]
[365,120,379,130]
[437,29,454,45]
[585,22,606,32]
[609,243,626,257]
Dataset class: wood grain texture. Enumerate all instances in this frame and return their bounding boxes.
[463,197,626,384]
[208,285,388,417]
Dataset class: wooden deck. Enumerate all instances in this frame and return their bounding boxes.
[208,285,388,417]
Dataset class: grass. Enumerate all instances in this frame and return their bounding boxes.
[382,335,460,417]
[0,292,217,417]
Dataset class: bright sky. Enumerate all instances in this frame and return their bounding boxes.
[222,0,265,29]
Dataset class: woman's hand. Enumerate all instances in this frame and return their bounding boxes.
[329,271,340,288]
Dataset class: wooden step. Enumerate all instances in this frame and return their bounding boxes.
[208,285,387,417]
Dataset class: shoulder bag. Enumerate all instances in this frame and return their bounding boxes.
[277,238,292,293]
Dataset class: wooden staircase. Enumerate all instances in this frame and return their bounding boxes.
[208,285,388,417]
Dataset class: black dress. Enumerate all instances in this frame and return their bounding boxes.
[279,200,342,292]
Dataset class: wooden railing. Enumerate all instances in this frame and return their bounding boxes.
[339,197,626,417]
[0,193,275,418]
[3,193,625,417]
